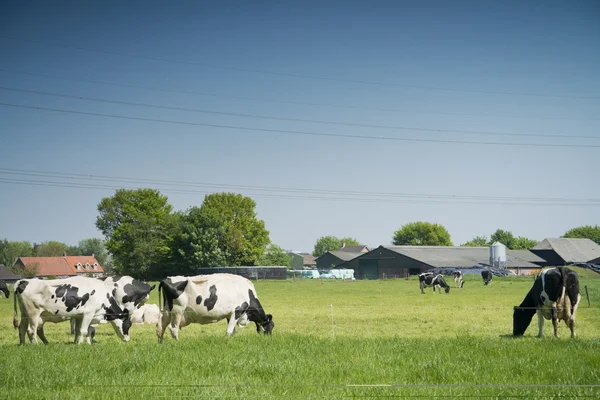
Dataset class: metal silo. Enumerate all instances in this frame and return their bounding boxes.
[489,241,507,269]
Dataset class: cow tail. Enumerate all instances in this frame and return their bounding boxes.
[13,281,19,329]
[158,281,163,313]
[559,266,568,301]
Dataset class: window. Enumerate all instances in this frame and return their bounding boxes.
[93,263,98,271]
[76,263,81,271]
[85,262,90,271]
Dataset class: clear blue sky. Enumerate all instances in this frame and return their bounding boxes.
[1,0,599,252]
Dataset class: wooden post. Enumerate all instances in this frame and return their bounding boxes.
[585,285,591,306]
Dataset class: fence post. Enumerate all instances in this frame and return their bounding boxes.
[585,285,591,306]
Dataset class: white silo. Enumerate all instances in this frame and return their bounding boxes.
[489,242,507,269]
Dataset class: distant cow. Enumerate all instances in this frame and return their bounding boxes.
[419,272,450,294]
[156,273,274,342]
[14,276,154,345]
[454,271,464,288]
[513,267,580,338]
[0,280,9,298]
[481,270,493,285]
[131,303,161,325]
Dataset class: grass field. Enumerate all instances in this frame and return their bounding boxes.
[1,268,599,399]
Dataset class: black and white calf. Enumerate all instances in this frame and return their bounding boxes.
[454,271,464,288]
[481,270,493,285]
[14,276,154,345]
[419,272,450,294]
[513,267,580,338]
[157,273,274,342]
[0,280,9,298]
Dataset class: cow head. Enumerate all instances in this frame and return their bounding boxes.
[258,314,274,335]
[443,286,450,294]
[513,305,536,336]
[103,277,155,342]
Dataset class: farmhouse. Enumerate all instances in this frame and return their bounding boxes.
[531,238,600,266]
[13,255,105,279]
[334,245,543,279]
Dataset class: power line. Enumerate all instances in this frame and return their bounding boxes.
[2,102,599,149]
[2,69,597,122]
[2,35,598,100]
[2,86,597,141]
[1,170,599,206]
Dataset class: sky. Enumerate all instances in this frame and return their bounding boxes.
[1,0,599,252]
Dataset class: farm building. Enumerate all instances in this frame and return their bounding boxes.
[0,264,23,283]
[334,245,543,279]
[288,252,316,269]
[13,256,105,279]
[530,238,600,266]
[315,250,365,270]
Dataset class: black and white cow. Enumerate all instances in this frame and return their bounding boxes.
[0,280,9,298]
[513,267,580,338]
[481,270,493,285]
[454,271,464,288]
[156,273,274,342]
[13,276,154,345]
[419,272,450,294]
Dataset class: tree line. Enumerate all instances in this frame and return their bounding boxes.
[2,188,599,279]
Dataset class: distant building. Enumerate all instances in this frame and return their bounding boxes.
[13,256,105,279]
[333,245,543,279]
[315,251,365,270]
[288,252,317,269]
[0,264,23,283]
[338,244,370,253]
[531,238,600,266]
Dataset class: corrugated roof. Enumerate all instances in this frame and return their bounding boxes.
[382,246,541,269]
[532,238,600,263]
[506,250,546,263]
[338,245,370,253]
[328,251,365,261]
[302,254,316,266]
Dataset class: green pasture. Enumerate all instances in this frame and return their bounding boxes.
[1,268,599,399]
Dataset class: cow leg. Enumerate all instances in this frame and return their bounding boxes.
[536,310,545,338]
[73,318,83,344]
[18,317,28,345]
[168,313,182,341]
[27,312,43,345]
[157,311,169,343]
[37,324,50,345]
[226,315,237,336]
[420,281,425,294]
[70,318,76,335]
[551,307,560,338]
[78,314,93,344]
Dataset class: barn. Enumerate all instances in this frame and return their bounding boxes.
[0,264,23,283]
[531,238,600,266]
[334,245,543,279]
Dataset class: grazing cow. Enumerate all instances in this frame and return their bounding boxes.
[419,272,450,294]
[513,267,580,338]
[14,276,154,345]
[156,273,274,342]
[131,303,161,325]
[454,271,464,288]
[481,270,493,285]
[0,280,9,298]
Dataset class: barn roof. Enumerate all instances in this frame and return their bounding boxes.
[338,244,370,253]
[328,251,365,261]
[532,238,600,263]
[382,246,541,269]
[0,264,23,280]
[17,256,104,277]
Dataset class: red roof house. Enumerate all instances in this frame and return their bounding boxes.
[14,256,105,278]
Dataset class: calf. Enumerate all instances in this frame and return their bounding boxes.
[14,276,154,345]
[131,303,160,325]
[481,270,493,285]
[157,273,274,342]
[0,280,9,298]
[513,267,580,338]
[454,271,464,288]
[419,272,450,294]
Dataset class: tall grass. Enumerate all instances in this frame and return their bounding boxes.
[1,269,599,398]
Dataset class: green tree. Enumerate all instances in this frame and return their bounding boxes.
[488,229,537,249]
[76,238,110,266]
[0,239,33,266]
[199,193,270,266]
[563,225,600,245]
[96,188,174,279]
[166,207,227,275]
[32,241,70,257]
[392,222,453,246]
[461,235,489,247]
[312,236,360,257]
[258,244,292,267]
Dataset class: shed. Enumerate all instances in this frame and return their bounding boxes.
[0,264,23,283]
[531,238,600,266]
[315,251,364,270]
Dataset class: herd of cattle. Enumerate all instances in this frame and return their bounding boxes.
[0,266,582,344]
